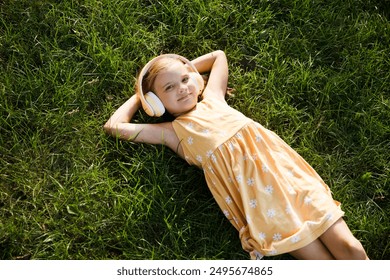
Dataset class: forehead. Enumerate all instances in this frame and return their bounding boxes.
[160,59,187,74]
[155,60,188,82]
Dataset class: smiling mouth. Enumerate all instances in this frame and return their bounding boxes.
[178,93,191,101]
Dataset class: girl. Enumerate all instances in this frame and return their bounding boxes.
[104,50,369,260]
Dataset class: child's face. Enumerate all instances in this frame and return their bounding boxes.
[153,60,198,117]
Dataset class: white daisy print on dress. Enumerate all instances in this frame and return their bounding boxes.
[304,196,313,205]
[259,232,266,240]
[265,185,274,195]
[225,196,233,204]
[196,155,202,162]
[206,150,217,163]
[262,164,269,173]
[247,178,255,186]
[207,165,214,173]
[254,251,264,260]
[223,210,230,217]
[287,185,296,195]
[249,199,257,208]
[286,170,294,178]
[291,235,301,243]
[269,249,278,256]
[236,174,243,183]
[325,213,333,221]
[187,136,194,145]
[255,134,263,143]
[273,233,282,241]
[186,122,194,129]
[267,208,276,218]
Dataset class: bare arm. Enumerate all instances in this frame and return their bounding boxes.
[103,50,229,155]
[190,50,229,101]
[103,95,182,155]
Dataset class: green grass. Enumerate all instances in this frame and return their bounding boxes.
[0,0,389,260]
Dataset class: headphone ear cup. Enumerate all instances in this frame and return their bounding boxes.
[144,91,165,117]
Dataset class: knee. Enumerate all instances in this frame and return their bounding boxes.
[340,238,368,260]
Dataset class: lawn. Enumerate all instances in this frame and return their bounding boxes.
[0,0,389,260]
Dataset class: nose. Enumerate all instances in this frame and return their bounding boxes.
[179,83,188,94]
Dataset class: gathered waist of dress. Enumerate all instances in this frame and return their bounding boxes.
[174,119,254,168]
[171,98,256,167]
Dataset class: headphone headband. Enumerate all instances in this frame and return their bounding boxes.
[137,54,202,117]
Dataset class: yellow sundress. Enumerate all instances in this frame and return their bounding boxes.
[172,97,344,259]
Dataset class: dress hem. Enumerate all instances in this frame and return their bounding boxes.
[254,210,345,259]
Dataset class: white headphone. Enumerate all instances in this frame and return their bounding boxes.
[137,54,204,117]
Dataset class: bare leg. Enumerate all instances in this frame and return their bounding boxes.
[289,239,335,260]
[320,218,369,260]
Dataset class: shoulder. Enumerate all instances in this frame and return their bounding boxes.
[200,95,228,107]
[158,122,184,157]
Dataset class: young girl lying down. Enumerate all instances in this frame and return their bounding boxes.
[104,50,369,260]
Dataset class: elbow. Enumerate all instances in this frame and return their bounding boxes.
[103,121,115,136]
[214,50,226,57]
[212,50,227,63]
[103,124,109,134]
[103,121,126,139]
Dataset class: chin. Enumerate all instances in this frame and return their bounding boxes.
[171,104,197,117]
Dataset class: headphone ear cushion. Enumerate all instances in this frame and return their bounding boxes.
[144,91,165,117]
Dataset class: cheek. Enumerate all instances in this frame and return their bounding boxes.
[187,83,197,93]
[157,93,176,109]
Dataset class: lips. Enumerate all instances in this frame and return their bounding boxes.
[178,93,191,102]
